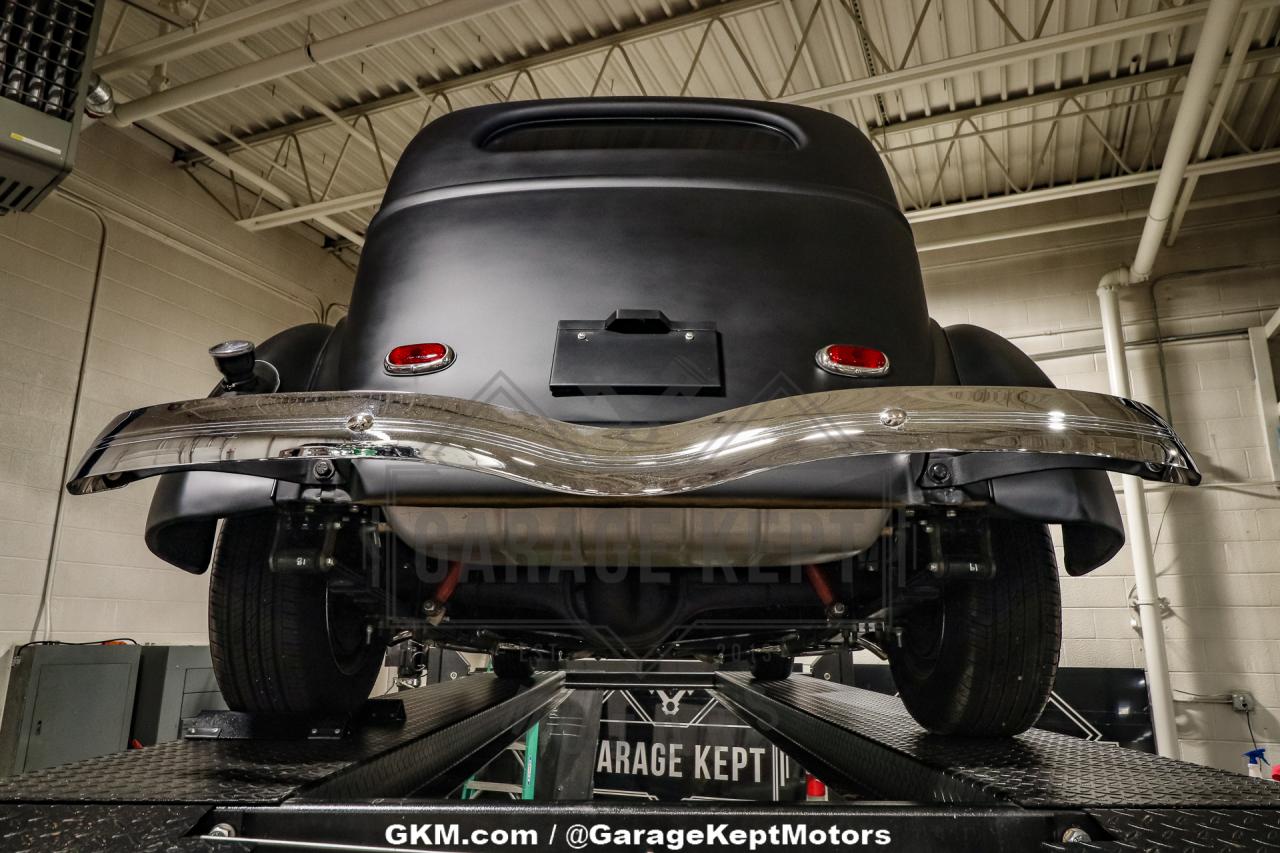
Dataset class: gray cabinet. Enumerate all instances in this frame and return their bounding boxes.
[0,644,141,776]
[131,645,227,745]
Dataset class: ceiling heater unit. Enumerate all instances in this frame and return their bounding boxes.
[0,0,104,213]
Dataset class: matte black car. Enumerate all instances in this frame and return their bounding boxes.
[69,98,1198,735]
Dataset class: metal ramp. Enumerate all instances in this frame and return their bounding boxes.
[0,671,1274,851]
[715,673,1280,850]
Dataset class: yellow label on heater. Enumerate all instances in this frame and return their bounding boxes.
[9,132,62,156]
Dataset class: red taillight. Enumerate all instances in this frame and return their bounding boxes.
[805,773,829,801]
[815,344,890,377]
[385,342,455,375]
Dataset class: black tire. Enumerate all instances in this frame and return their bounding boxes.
[749,651,794,681]
[887,519,1060,736]
[209,515,386,714]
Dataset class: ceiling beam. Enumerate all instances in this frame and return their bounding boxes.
[777,0,1280,109]
[110,0,525,126]
[240,189,385,230]
[225,0,1280,230]
[903,148,1280,223]
[95,0,354,78]
[149,115,367,247]
[116,0,187,27]
[237,147,1280,233]
[915,186,1280,253]
[231,38,1280,232]
[874,44,1280,140]
[191,0,1280,243]
[185,0,779,160]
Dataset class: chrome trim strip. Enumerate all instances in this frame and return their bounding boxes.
[815,346,891,378]
[66,386,1199,497]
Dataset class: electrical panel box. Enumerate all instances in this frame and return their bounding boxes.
[130,645,227,745]
[0,643,141,776]
[0,0,105,213]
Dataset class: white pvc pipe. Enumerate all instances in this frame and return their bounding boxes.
[1165,9,1260,246]
[94,0,353,77]
[1096,268,1182,760]
[1093,0,1246,763]
[110,0,522,126]
[1131,0,1244,279]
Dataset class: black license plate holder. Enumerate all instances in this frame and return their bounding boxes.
[550,310,723,396]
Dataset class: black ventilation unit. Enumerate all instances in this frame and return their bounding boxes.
[0,0,104,214]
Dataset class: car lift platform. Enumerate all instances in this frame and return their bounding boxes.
[0,670,1275,852]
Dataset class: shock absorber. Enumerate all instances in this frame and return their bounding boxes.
[803,564,847,620]
[422,560,463,626]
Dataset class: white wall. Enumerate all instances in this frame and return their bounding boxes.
[2,121,1276,773]
[0,123,353,655]
[914,177,1280,771]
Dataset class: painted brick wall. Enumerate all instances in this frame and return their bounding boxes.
[0,124,354,657]
[3,121,1276,774]
[914,186,1280,771]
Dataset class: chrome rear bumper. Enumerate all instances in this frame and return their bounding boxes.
[67,386,1199,497]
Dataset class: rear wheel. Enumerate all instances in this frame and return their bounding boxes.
[209,515,386,714]
[887,519,1060,736]
[749,651,794,681]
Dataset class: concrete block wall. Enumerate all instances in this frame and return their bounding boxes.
[0,124,353,657]
[2,120,1276,775]
[915,186,1280,771]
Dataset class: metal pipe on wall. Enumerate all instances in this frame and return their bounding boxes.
[1165,9,1261,246]
[1093,0,1246,761]
[30,196,109,642]
[1131,0,1245,279]
[1097,268,1181,759]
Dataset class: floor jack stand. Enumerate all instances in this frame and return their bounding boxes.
[0,670,1276,851]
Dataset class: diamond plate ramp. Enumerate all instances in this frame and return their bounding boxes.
[716,673,1280,808]
[0,673,565,804]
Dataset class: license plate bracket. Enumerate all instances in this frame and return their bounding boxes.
[550,309,723,396]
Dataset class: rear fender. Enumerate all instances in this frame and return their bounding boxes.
[942,323,1124,575]
[145,322,339,572]
[146,472,275,573]
[257,321,342,392]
